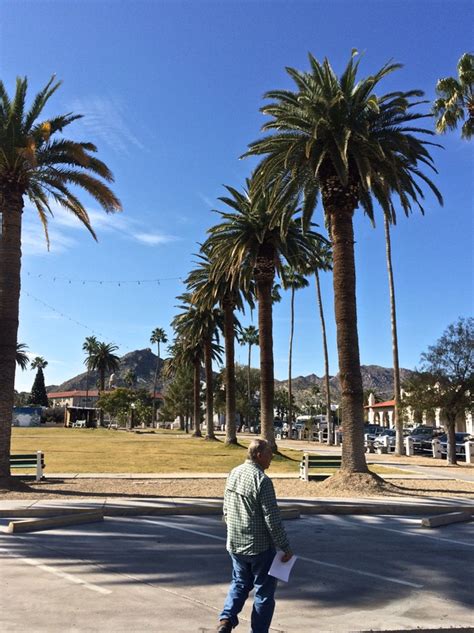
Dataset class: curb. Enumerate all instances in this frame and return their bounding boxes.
[1,501,473,521]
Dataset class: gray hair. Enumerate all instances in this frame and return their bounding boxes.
[247,438,271,461]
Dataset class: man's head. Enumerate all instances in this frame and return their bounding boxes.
[247,438,273,470]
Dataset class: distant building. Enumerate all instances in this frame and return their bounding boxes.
[48,390,100,408]
[365,392,473,434]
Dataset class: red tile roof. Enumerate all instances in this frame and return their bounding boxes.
[48,390,100,398]
[364,399,395,409]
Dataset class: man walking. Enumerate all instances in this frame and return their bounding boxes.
[217,439,293,633]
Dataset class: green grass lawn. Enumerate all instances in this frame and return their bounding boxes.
[10,427,404,475]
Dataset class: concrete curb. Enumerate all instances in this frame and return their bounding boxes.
[1,501,473,520]
[2,510,105,534]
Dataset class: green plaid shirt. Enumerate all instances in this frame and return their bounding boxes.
[223,460,290,555]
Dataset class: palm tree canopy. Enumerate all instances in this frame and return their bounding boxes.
[207,175,329,280]
[150,327,168,347]
[0,75,122,245]
[15,343,29,371]
[281,265,310,292]
[30,356,47,370]
[245,52,443,226]
[433,52,474,140]
[87,342,120,375]
[173,292,223,362]
[238,325,259,348]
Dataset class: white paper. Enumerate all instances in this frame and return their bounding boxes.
[268,550,297,582]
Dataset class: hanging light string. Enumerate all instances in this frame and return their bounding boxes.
[23,291,134,351]
[24,272,183,286]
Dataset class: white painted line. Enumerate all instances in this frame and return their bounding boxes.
[136,518,422,588]
[0,547,111,594]
[307,515,474,548]
[297,555,423,588]
[139,518,226,541]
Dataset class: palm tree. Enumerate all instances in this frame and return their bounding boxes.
[15,343,29,371]
[150,327,168,425]
[187,249,252,445]
[208,176,327,450]
[238,325,259,424]
[245,53,442,476]
[87,342,120,426]
[0,77,121,478]
[314,260,333,445]
[173,293,222,439]
[281,266,309,434]
[82,335,99,417]
[433,52,474,140]
[383,215,404,454]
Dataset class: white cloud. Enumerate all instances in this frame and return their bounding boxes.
[132,232,178,246]
[22,201,179,256]
[69,95,145,155]
[198,193,216,208]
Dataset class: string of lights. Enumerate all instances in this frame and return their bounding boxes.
[23,291,130,347]
[24,271,183,286]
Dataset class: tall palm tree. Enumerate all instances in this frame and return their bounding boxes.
[15,343,29,371]
[208,176,327,450]
[188,249,252,445]
[82,335,99,417]
[281,266,309,434]
[173,293,222,439]
[383,215,404,454]
[314,261,333,444]
[238,325,259,424]
[433,52,474,140]
[150,327,168,425]
[87,342,120,426]
[0,76,121,478]
[245,53,442,475]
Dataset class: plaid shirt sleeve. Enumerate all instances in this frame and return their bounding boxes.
[259,475,291,553]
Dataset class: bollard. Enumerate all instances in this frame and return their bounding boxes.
[432,438,442,459]
[464,441,474,464]
[405,436,414,456]
[318,430,324,443]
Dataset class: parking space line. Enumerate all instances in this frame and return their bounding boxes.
[0,547,112,594]
[139,517,226,541]
[307,516,474,548]
[297,555,423,588]
[137,517,423,588]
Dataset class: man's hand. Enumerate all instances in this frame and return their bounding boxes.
[281,551,293,563]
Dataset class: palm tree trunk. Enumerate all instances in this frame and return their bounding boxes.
[326,191,368,474]
[446,416,457,465]
[315,269,333,445]
[223,296,237,445]
[98,371,105,427]
[85,366,90,427]
[384,215,404,455]
[0,191,23,479]
[193,356,202,437]
[204,337,215,440]
[247,343,252,422]
[287,287,295,438]
[152,343,159,428]
[255,248,276,451]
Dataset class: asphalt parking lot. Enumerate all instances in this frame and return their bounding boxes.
[1,513,473,633]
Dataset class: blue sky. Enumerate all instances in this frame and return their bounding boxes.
[2,0,472,392]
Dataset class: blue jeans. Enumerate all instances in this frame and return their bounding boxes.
[219,547,277,633]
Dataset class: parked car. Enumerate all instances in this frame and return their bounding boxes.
[438,432,472,458]
[372,428,396,449]
[407,426,438,453]
[363,424,386,441]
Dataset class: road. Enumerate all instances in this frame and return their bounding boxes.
[1,512,473,632]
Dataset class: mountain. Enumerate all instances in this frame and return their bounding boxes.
[49,348,414,402]
[49,348,164,392]
[275,364,416,401]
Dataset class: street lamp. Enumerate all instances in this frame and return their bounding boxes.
[130,402,136,429]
